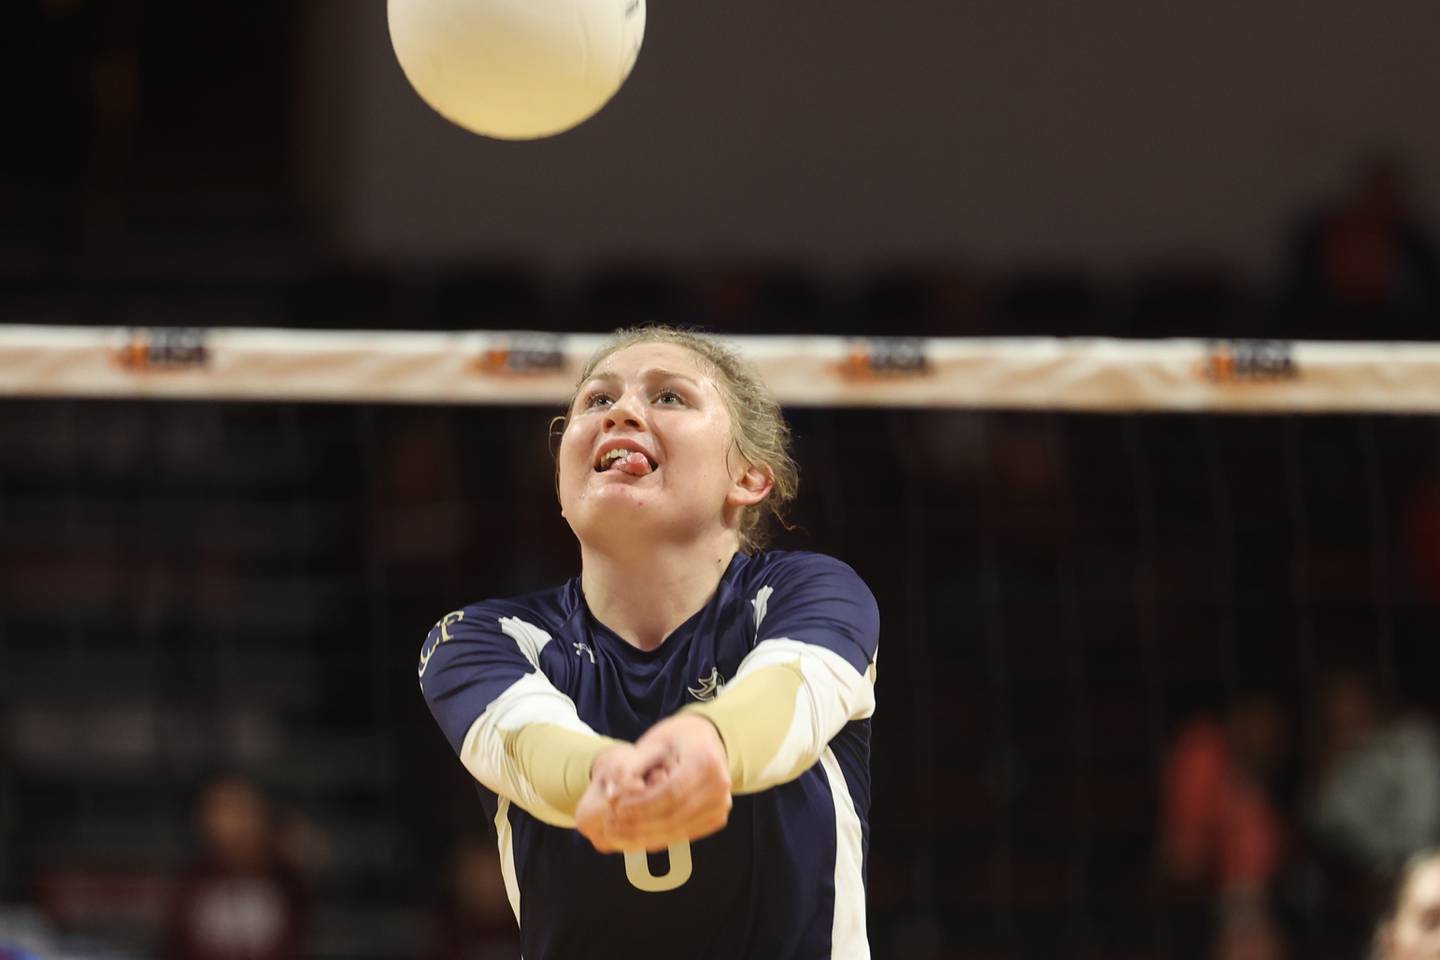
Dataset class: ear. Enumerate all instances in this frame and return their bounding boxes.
[727,462,774,509]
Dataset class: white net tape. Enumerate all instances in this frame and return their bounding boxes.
[3,324,1440,411]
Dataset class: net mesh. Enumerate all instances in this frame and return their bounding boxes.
[2,331,1439,959]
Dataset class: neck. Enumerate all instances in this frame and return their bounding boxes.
[580,531,739,652]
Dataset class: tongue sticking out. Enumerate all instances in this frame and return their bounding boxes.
[613,451,653,476]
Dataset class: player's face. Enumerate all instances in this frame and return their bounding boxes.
[558,343,744,547]
[1388,860,1440,960]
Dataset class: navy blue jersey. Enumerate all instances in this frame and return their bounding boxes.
[419,550,880,960]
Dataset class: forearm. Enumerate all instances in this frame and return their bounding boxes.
[458,672,623,826]
[681,639,875,794]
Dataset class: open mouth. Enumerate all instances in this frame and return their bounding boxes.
[594,446,659,476]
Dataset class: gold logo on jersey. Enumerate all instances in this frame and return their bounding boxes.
[418,610,464,681]
[687,667,725,702]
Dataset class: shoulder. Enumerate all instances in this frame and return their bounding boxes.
[416,582,585,700]
[422,581,580,651]
[737,549,873,597]
[734,550,878,625]
[739,548,862,579]
[732,551,879,666]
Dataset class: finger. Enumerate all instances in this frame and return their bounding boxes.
[682,796,733,841]
[592,748,647,786]
[604,789,690,848]
[607,770,731,847]
[604,761,670,806]
[615,749,724,819]
[627,735,678,781]
[612,773,685,823]
[642,781,732,842]
[575,796,609,847]
[577,774,639,855]
[607,759,685,817]
[581,808,629,854]
[613,770,727,841]
[593,761,652,804]
[607,794,730,850]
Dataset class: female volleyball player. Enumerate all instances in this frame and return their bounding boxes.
[1374,849,1440,960]
[418,327,879,959]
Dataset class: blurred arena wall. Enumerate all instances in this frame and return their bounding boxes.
[303,0,1440,273]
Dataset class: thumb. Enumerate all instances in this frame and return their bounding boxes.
[628,733,676,780]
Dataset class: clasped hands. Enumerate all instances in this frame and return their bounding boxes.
[576,714,733,854]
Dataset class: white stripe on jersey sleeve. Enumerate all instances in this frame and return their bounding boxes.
[751,584,775,637]
[734,638,876,792]
[820,747,870,959]
[498,615,553,666]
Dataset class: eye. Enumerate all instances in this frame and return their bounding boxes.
[582,391,613,409]
[654,389,685,406]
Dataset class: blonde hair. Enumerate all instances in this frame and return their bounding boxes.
[1372,848,1440,960]
[554,326,798,552]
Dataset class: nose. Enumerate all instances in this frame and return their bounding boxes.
[603,389,645,430]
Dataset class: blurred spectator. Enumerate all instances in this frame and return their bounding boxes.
[420,839,519,960]
[1308,672,1440,875]
[162,776,306,960]
[0,906,61,960]
[1371,849,1440,960]
[1405,470,1440,606]
[1162,695,1288,960]
[1281,153,1440,340]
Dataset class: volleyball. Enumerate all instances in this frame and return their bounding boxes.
[387,0,646,141]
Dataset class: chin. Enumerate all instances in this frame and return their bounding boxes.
[567,491,654,531]
[585,480,658,509]
[571,517,658,553]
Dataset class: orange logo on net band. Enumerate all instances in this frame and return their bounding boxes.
[835,338,931,380]
[473,336,567,377]
[113,328,209,372]
[1198,340,1298,384]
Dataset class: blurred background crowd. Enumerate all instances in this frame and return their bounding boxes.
[4,1,1440,959]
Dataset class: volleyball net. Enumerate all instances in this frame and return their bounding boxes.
[5,324,1440,411]
[3,325,1438,959]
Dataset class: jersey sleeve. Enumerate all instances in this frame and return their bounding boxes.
[683,554,879,794]
[746,553,880,674]
[418,607,621,828]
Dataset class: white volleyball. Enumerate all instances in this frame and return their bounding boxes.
[388,0,646,140]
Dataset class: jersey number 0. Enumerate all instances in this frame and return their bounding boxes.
[623,842,693,892]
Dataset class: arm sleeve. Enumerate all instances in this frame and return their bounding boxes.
[682,555,879,794]
[418,608,622,827]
